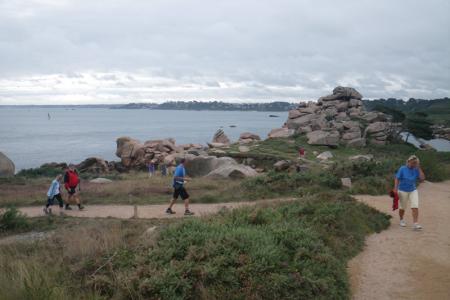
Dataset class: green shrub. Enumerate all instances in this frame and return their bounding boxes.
[417,151,450,182]
[17,166,63,178]
[241,171,342,198]
[0,207,30,232]
[96,196,390,299]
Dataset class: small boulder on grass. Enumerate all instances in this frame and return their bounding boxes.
[316,151,333,160]
[341,177,352,188]
[90,178,113,184]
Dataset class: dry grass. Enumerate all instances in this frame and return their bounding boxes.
[0,217,165,299]
[0,173,242,207]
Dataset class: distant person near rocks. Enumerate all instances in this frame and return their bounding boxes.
[166,158,194,216]
[148,160,156,177]
[43,174,65,215]
[394,155,425,230]
[64,164,84,210]
[298,147,305,158]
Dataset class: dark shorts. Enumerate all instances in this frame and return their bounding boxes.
[47,194,64,207]
[173,186,189,200]
[68,187,77,195]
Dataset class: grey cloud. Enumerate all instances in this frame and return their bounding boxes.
[0,0,449,104]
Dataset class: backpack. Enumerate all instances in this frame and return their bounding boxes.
[65,170,79,188]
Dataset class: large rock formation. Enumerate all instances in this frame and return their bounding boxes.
[115,136,183,169]
[285,86,393,146]
[0,152,15,177]
[114,136,257,179]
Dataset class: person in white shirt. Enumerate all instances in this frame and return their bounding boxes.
[44,174,65,215]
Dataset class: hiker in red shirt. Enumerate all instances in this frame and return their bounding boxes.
[64,164,84,210]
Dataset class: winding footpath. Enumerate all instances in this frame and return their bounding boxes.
[350,181,450,300]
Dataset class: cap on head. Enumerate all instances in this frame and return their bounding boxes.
[180,158,186,164]
[407,155,419,164]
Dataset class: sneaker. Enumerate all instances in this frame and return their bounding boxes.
[166,208,176,214]
[400,220,406,227]
[43,207,49,215]
[65,205,72,210]
[413,223,423,230]
[184,210,195,216]
[78,205,85,210]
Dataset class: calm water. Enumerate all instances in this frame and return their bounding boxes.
[0,107,287,171]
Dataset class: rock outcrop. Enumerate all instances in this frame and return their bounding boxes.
[212,129,230,145]
[76,157,109,174]
[184,155,257,179]
[0,152,15,177]
[285,86,393,146]
[268,128,295,139]
[239,132,261,144]
[115,136,182,169]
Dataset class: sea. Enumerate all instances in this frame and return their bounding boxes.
[1,107,449,172]
[0,107,287,171]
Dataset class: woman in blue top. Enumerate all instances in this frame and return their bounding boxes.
[394,155,425,230]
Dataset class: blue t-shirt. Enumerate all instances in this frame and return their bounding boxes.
[173,164,186,187]
[396,165,420,192]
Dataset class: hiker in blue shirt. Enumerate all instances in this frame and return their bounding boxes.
[394,155,425,230]
[44,174,65,215]
[166,158,194,215]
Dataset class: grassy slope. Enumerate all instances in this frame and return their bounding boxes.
[0,194,390,300]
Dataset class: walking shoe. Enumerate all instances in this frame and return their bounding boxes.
[166,208,176,214]
[399,220,406,227]
[65,205,72,210]
[78,205,85,210]
[413,223,422,230]
[184,210,195,216]
[43,207,49,215]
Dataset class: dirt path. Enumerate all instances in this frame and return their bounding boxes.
[16,199,292,219]
[349,180,450,300]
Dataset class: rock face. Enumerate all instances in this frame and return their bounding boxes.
[212,129,230,145]
[0,152,15,176]
[239,132,261,144]
[77,157,109,174]
[115,136,188,170]
[268,128,295,139]
[284,87,393,146]
[184,155,257,179]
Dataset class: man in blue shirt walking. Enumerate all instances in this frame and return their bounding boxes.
[166,158,194,215]
[394,155,425,230]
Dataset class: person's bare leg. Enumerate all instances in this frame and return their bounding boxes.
[412,208,419,223]
[184,198,190,211]
[168,199,176,210]
[399,209,405,220]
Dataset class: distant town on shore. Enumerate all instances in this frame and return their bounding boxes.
[2,97,449,113]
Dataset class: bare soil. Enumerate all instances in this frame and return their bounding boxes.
[350,180,450,300]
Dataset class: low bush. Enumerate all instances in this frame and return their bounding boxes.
[87,195,390,299]
[17,166,63,178]
[0,207,30,233]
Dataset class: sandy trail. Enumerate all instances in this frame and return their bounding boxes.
[16,199,291,219]
[350,180,450,300]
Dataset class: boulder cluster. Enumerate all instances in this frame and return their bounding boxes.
[113,135,258,179]
[238,132,261,144]
[285,86,393,146]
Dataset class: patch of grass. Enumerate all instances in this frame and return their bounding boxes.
[16,166,63,178]
[0,207,30,233]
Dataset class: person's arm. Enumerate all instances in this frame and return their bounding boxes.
[394,178,399,193]
[418,167,425,182]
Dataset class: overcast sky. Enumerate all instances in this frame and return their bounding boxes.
[0,0,449,104]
